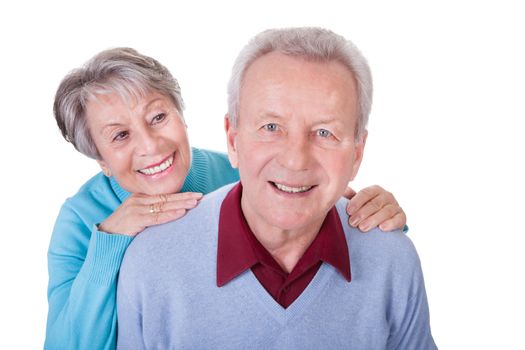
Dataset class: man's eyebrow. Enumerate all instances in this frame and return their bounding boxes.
[315,117,340,124]
[254,112,284,121]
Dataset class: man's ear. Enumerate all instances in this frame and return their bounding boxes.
[224,115,239,168]
[97,159,112,177]
[349,131,368,181]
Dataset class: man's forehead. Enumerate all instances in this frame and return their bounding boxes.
[240,53,357,111]
[242,53,355,91]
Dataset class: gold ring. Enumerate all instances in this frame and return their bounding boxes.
[149,202,163,214]
[149,204,156,214]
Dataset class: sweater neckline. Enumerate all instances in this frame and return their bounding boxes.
[239,263,338,325]
[230,199,353,324]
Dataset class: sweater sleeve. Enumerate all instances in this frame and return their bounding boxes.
[45,201,133,350]
[386,246,437,350]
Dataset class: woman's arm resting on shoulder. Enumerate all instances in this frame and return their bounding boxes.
[46,192,202,349]
[343,185,407,232]
[45,203,133,350]
[99,192,202,236]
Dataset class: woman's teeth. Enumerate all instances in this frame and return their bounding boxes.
[274,182,313,193]
[138,155,174,175]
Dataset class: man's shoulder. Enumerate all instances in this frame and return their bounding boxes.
[349,227,419,267]
[123,183,236,264]
[335,198,420,270]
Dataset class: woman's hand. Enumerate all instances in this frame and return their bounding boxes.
[343,185,406,232]
[98,192,203,236]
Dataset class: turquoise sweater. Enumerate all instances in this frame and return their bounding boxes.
[117,184,436,349]
[45,148,239,350]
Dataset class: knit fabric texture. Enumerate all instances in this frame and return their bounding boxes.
[117,183,436,350]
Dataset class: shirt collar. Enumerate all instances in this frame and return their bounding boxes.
[316,207,352,282]
[217,183,351,287]
[217,183,258,286]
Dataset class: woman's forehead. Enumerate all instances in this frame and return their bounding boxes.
[83,79,152,106]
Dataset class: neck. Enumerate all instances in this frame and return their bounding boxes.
[241,201,324,273]
[257,228,321,273]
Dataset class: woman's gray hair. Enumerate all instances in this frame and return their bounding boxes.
[54,47,185,159]
[227,27,373,140]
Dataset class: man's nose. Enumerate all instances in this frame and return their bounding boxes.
[277,134,312,171]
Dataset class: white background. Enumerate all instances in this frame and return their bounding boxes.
[1,0,524,348]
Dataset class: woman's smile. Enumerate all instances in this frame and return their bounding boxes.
[137,152,175,176]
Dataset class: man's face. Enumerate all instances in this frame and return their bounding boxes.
[226,52,367,234]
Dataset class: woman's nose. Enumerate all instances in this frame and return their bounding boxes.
[135,129,160,156]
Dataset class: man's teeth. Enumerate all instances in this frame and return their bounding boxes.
[138,155,174,175]
[274,183,313,193]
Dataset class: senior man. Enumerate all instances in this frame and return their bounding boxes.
[117,27,436,349]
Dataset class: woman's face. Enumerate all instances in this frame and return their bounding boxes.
[86,90,191,195]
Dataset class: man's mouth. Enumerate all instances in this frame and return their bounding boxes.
[271,181,314,194]
[137,154,174,175]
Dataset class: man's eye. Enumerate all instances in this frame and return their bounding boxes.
[152,113,166,124]
[317,129,332,138]
[113,131,129,142]
[263,123,278,132]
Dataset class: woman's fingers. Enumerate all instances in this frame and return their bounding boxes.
[134,192,203,205]
[143,208,189,227]
[165,192,203,201]
[143,197,200,215]
[355,203,400,232]
[346,185,387,216]
[140,192,202,226]
[346,185,406,232]
[378,212,407,232]
[99,192,203,236]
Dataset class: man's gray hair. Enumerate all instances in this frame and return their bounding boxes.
[227,27,373,139]
[54,47,185,159]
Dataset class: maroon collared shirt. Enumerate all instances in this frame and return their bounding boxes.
[217,183,351,308]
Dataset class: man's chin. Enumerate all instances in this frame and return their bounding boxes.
[264,212,323,232]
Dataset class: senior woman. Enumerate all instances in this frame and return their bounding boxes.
[45,48,407,350]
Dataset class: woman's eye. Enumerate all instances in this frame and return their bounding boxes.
[317,129,332,138]
[113,131,129,142]
[151,113,166,124]
[263,123,278,132]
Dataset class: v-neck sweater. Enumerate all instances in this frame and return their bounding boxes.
[217,182,351,308]
[117,183,436,350]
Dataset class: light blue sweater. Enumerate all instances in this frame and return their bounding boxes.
[45,148,239,350]
[117,183,436,349]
